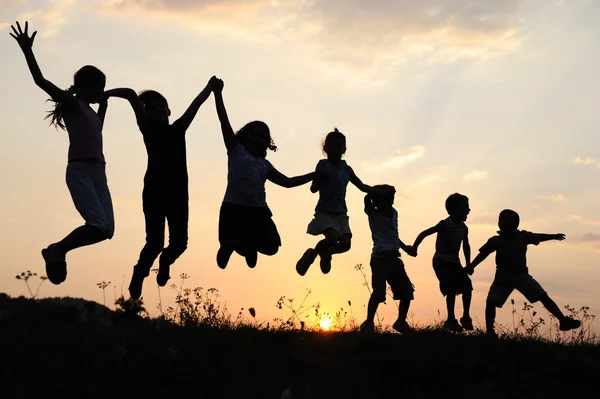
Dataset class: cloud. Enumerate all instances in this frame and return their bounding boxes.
[11,0,76,37]
[573,157,596,165]
[106,0,528,76]
[569,233,600,242]
[417,173,442,186]
[363,146,424,172]
[468,212,498,227]
[536,194,566,202]
[463,169,489,183]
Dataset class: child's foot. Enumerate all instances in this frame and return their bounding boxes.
[460,316,474,331]
[559,316,581,331]
[217,246,234,269]
[41,244,67,285]
[360,320,375,333]
[245,250,258,268]
[296,249,317,276]
[319,250,332,274]
[392,319,412,334]
[443,318,463,332]
[128,268,146,300]
[156,263,171,287]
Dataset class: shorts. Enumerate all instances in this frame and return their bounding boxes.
[66,160,114,238]
[371,252,414,303]
[486,273,547,308]
[432,258,473,296]
[218,202,281,255]
[306,211,351,236]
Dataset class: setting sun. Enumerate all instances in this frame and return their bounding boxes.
[319,317,332,331]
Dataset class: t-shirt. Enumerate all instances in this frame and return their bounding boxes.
[368,208,401,257]
[223,144,273,207]
[433,217,467,264]
[63,98,104,162]
[479,230,540,276]
[315,159,351,213]
[140,120,188,193]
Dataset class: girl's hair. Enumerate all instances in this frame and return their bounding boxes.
[46,65,106,130]
[236,120,277,158]
[138,90,169,108]
[322,127,346,155]
[445,193,469,215]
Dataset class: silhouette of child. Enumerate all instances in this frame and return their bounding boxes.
[212,77,317,269]
[360,185,417,334]
[104,76,218,299]
[296,129,384,276]
[412,193,473,331]
[466,209,581,337]
[11,21,114,285]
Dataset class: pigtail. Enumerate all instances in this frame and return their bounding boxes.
[45,85,76,131]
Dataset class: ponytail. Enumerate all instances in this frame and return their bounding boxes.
[45,85,76,131]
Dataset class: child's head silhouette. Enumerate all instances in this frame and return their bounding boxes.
[445,193,470,221]
[371,184,396,209]
[322,128,346,159]
[46,65,106,130]
[498,209,520,233]
[139,90,171,125]
[236,120,277,158]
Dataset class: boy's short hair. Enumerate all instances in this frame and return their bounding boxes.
[445,193,469,215]
[499,209,520,231]
[371,184,395,208]
[139,90,169,108]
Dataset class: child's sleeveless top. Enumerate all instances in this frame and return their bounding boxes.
[224,144,272,207]
[315,160,350,213]
[63,98,104,162]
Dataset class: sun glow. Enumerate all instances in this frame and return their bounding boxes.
[319,316,332,331]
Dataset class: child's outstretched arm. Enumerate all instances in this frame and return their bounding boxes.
[348,166,375,193]
[532,233,566,243]
[465,237,497,275]
[103,88,148,131]
[310,161,327,193]
[173,76,216,132]
[463,227,471,267]
[212,78,237,152]
[97,96,108,127]
[412,221,445,254]
[400,239,417,257]
[10,21,73,105]
[268,166,316,188]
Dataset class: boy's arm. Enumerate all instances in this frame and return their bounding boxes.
[212,79,237,153]
[11,21,73,105]
[348,166,377,194]
[310,161,327,193]
[399,238,417,257]
[412,221,445,252]
[267,166,316,188]
[532,233,566,243]
[104,88,149,131]
[465,238,496,274]
[97,96,108,126]
[463,227,471,267]
[173,77,216,132]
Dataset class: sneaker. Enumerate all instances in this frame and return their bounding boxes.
[41,244,67,285]
[128,268,146,300]
[443,318,464,332]
[559,316,581,331]
[460,316,474,331]
[245,250,258,269]
[360,321,375,333]
[216,246,234,269]
[319,250,332,274]
[156,263,171,287]
[392,319,412,334]
[296,249,317,276]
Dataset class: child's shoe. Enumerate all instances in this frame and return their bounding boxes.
[244,250,258,268]
[41,244,67,285]
[156,262,171,287]
[559,316,581,331]
[392,319,412,334]
[319,250,332,274]
[460,316,474,331]
[296,249,317,276]
[443,318,463,332]
[360,320,375,333]
[216,246,234,269]
[128,267,146,300]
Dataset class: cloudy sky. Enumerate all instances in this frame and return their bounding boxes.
[1,0,599,332]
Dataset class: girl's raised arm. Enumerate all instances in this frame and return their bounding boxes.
[268,166,315,188]
[10,21,73,105]
[173,76,217,132]
[212,78,237,152]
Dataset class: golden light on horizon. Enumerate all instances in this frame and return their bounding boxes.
[319,316,332,331]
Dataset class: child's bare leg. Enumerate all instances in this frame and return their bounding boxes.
[462,291,472,318]
[313,229,339,254]
[398,299,411,322]
[319,234,350,274]
[366,295,379,323]
[485,302,497,335]
[446,294,456,320]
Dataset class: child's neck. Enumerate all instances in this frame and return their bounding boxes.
[449,215,463,223]
[326,156,342,166]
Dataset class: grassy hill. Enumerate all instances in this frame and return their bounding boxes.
[0,293,599,398]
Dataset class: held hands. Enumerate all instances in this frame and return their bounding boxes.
[404,245,417,257]
[464,266,474,275]
[555,233,566,241]
[10,21,37,50]
[209,76,224,93]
